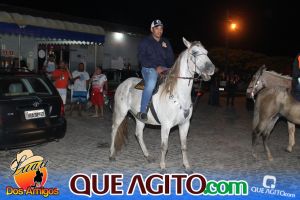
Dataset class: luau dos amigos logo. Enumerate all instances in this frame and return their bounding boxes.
[6,149,59,197]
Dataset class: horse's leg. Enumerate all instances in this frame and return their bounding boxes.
[252,128,261,160]
[262,134,273,161]
[135,121,154,163]
[160,126,171,171]
[179,121,192,173]
[286,121,296,152]
[263,116,279,161]
[252,121,266,159]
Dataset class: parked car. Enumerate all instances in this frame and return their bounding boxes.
[0,67,66,150]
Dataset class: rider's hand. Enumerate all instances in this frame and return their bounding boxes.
[156,66,164,74]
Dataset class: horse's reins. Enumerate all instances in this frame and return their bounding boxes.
[176,51,207,86]
[250,69,264,102]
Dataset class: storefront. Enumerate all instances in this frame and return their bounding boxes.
[0,11,105,74]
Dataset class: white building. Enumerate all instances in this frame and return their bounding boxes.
[0,5,146,74]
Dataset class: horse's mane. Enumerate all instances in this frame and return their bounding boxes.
[265,70,292,80]
[161,52,183,95]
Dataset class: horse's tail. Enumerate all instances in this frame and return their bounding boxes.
[113,115,128,152]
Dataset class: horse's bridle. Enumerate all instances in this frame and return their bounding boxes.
[249,69,265,102]
[176,51,207,85]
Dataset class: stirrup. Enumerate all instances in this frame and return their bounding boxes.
[136,112,148,122]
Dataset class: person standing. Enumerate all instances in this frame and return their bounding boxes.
[208,68,220,106]
[136,19,174,121]
[70,63,90,116]
[90,66,108,118]
[52,61,72,105]
[291,53,300,101]
[226,72,239,107]
[43,53,56,80]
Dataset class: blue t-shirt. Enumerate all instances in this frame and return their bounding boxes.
[46,61,56,73]
[138,35,174,69]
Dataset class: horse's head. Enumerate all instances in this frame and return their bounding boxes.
[246,65,267,99]
[183,37,215,81]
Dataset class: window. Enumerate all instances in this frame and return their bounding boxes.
[0,77,52,97]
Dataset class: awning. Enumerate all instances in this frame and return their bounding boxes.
[0,11,105,45]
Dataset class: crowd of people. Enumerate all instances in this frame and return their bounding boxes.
[44,59,108,118]
[208,70,240,107]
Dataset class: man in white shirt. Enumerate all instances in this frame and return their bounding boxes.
[70,63,90,116]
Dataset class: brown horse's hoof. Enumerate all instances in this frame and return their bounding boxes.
[109,156,116,162]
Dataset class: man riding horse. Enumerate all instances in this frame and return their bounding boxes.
[137,19,175,121]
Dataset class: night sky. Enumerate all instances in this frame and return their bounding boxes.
[1,0,298,57]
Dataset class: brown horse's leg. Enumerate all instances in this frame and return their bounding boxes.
[262,116,279,161]
[252,129,260,160]
[286,122,296,152]
[262,134,273,161]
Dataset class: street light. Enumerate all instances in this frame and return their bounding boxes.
[230,22,237,31]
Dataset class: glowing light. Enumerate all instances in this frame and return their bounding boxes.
[113,32,124,41]
[230,22,237,31]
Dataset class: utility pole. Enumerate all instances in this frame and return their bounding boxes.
[225,9,229,75]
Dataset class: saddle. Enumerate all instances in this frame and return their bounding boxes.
[134,69,169,95]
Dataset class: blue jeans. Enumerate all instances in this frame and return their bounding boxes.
[140,67,158,113]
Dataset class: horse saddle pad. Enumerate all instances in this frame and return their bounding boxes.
[134,70,169,95]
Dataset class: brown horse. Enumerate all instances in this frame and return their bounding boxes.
[247,66,297,161]
[252,86,300,161]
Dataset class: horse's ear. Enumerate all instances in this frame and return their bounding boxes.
[182,37,191,48]
[261,64,267,71]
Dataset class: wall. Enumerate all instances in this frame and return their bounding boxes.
[69,44,103,75]
[103,31,144,70]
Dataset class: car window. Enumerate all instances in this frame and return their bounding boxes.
[25,78,52,95]
[0,77,52,97]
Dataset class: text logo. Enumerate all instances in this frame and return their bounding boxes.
[7,149,59,197]
[262,175,276,189]
[251,175,296,198]
[10,149,48,189]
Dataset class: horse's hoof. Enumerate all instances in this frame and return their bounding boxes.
[285,146,293,153]
[146,156,155,163]
[109,157,116,162]
[185,168,193,175]
[267,156,273,162]
[160,169,168,174]
[252,153,258,160]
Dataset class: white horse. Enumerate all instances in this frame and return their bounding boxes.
[109,38,215,172]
